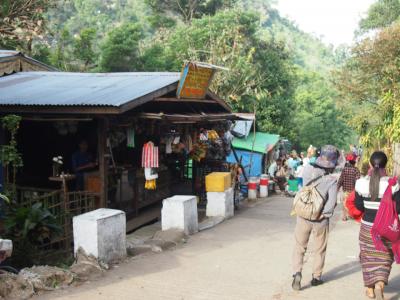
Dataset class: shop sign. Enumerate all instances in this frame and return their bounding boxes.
[177,62,226,99]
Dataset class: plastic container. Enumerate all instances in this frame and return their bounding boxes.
[259,174,269,198]
[205,172,231,192]
[248,177,258,199]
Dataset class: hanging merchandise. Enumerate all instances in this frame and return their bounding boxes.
[173,136,180,145]
[190,143,207,162]
[165,136,174,154]
[207,130,219,141]
[144,168,158,190]
[142,142,159,168]
[199,129,208,141]
[127,127,135,148]
[184,134,193,152]
[142,142,159,189]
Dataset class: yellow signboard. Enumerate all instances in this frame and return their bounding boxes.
[177,62,218,99]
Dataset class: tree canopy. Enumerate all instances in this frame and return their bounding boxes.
[1,0,354,152]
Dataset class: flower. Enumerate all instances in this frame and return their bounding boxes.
[53,157,58,162]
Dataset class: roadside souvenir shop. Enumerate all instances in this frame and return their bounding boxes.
[0,62,237,236]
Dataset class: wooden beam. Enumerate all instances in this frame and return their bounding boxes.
[206,90,232,112]
[97,117,109,208]
[154,97,217,104]
[21,117,93,122]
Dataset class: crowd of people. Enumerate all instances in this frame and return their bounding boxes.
[286,144,400,300]
[268,145,318,195]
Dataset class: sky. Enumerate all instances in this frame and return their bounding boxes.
[275,0,376,46]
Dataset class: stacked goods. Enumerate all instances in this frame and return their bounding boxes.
[190,143,208,162]
[207,130,219,141]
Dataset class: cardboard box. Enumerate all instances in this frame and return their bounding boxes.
[205,172,231,192]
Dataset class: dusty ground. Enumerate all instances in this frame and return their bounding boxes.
[36,195,400,300]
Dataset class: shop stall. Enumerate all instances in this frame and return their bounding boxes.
[0,62,237,241]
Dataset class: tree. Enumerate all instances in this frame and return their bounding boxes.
[73,28,97,70]
[359,0,400,32]
[335,21,400,165]
[99,23,143,72]
[292,71,352,150]
[140,9,296,138]
[0,0,51,51]
[145,0,237,24]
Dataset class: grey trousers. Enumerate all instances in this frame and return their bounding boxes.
[292,216,330,278]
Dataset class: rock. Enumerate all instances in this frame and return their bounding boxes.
[18,266,74,291]
[69,248,105,281]
[0,273,34,300]
[153,229,186,244]
[126,244,153,256]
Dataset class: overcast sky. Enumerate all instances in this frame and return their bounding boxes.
[275,0,376,46]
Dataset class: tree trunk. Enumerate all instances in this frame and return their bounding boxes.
[393,143,400,177]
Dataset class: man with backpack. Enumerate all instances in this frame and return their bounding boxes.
[291,145,339,291]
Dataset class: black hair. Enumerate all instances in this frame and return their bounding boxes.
[369,151,388,202]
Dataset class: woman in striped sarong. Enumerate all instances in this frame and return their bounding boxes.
[355,151,400,300]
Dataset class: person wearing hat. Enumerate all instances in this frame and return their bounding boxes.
[337,153,361,221]
[292,145,340,291]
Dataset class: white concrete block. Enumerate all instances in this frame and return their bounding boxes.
[206,187,234,219]
[161,195,198,235]
[73,208,126,263]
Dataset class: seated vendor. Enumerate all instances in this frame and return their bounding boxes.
[72,140,97,190]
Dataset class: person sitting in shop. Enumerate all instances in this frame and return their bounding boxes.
[72,140,97,190]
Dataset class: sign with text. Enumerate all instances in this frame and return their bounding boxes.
[177,62,222,99]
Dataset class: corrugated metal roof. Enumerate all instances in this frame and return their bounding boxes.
[232,132,280,154]
[0,71,180,107]
[0,50,20,58]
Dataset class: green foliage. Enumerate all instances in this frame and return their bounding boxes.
[73,28,97,70]
[292,71,352,150]
[4,202,62,268]
[335,21,400,167]
[145,0,237,24]
[99,23,143,72]
[19,0,351,151]
[0,115,23,197]
[140,9,296,138]
[5,203,61,243]
[359,0,400,32]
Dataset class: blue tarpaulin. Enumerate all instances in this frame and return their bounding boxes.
[226,149,263,178]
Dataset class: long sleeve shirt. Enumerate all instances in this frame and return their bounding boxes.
[337,165,360,192]
[302,164,338,218]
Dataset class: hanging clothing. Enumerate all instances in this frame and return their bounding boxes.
[165,136,174,154]
[142,142,159,168]
[127,128,135,148]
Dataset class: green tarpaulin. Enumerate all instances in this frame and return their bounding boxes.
[232,132,280,154]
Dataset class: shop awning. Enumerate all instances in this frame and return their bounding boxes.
[232,132,280,154]
[138,112,238,123]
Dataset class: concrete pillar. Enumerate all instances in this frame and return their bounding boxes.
[161,195,198,235]
[206,187,234,219]
[73,208,126,263]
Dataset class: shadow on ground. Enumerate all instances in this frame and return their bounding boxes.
[387,274,400,300]
[299,261,361,291]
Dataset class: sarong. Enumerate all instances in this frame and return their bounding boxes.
[359,222,394,286]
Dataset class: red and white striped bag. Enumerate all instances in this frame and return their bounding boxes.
[142,142,159,168]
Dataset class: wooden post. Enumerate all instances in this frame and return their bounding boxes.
[393,143,400,177]
[98,118,109,208]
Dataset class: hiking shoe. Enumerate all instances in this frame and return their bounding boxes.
[311,277,324,287]
[292,272,302,291]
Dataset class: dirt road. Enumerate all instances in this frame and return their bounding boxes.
[38,196,400,300]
